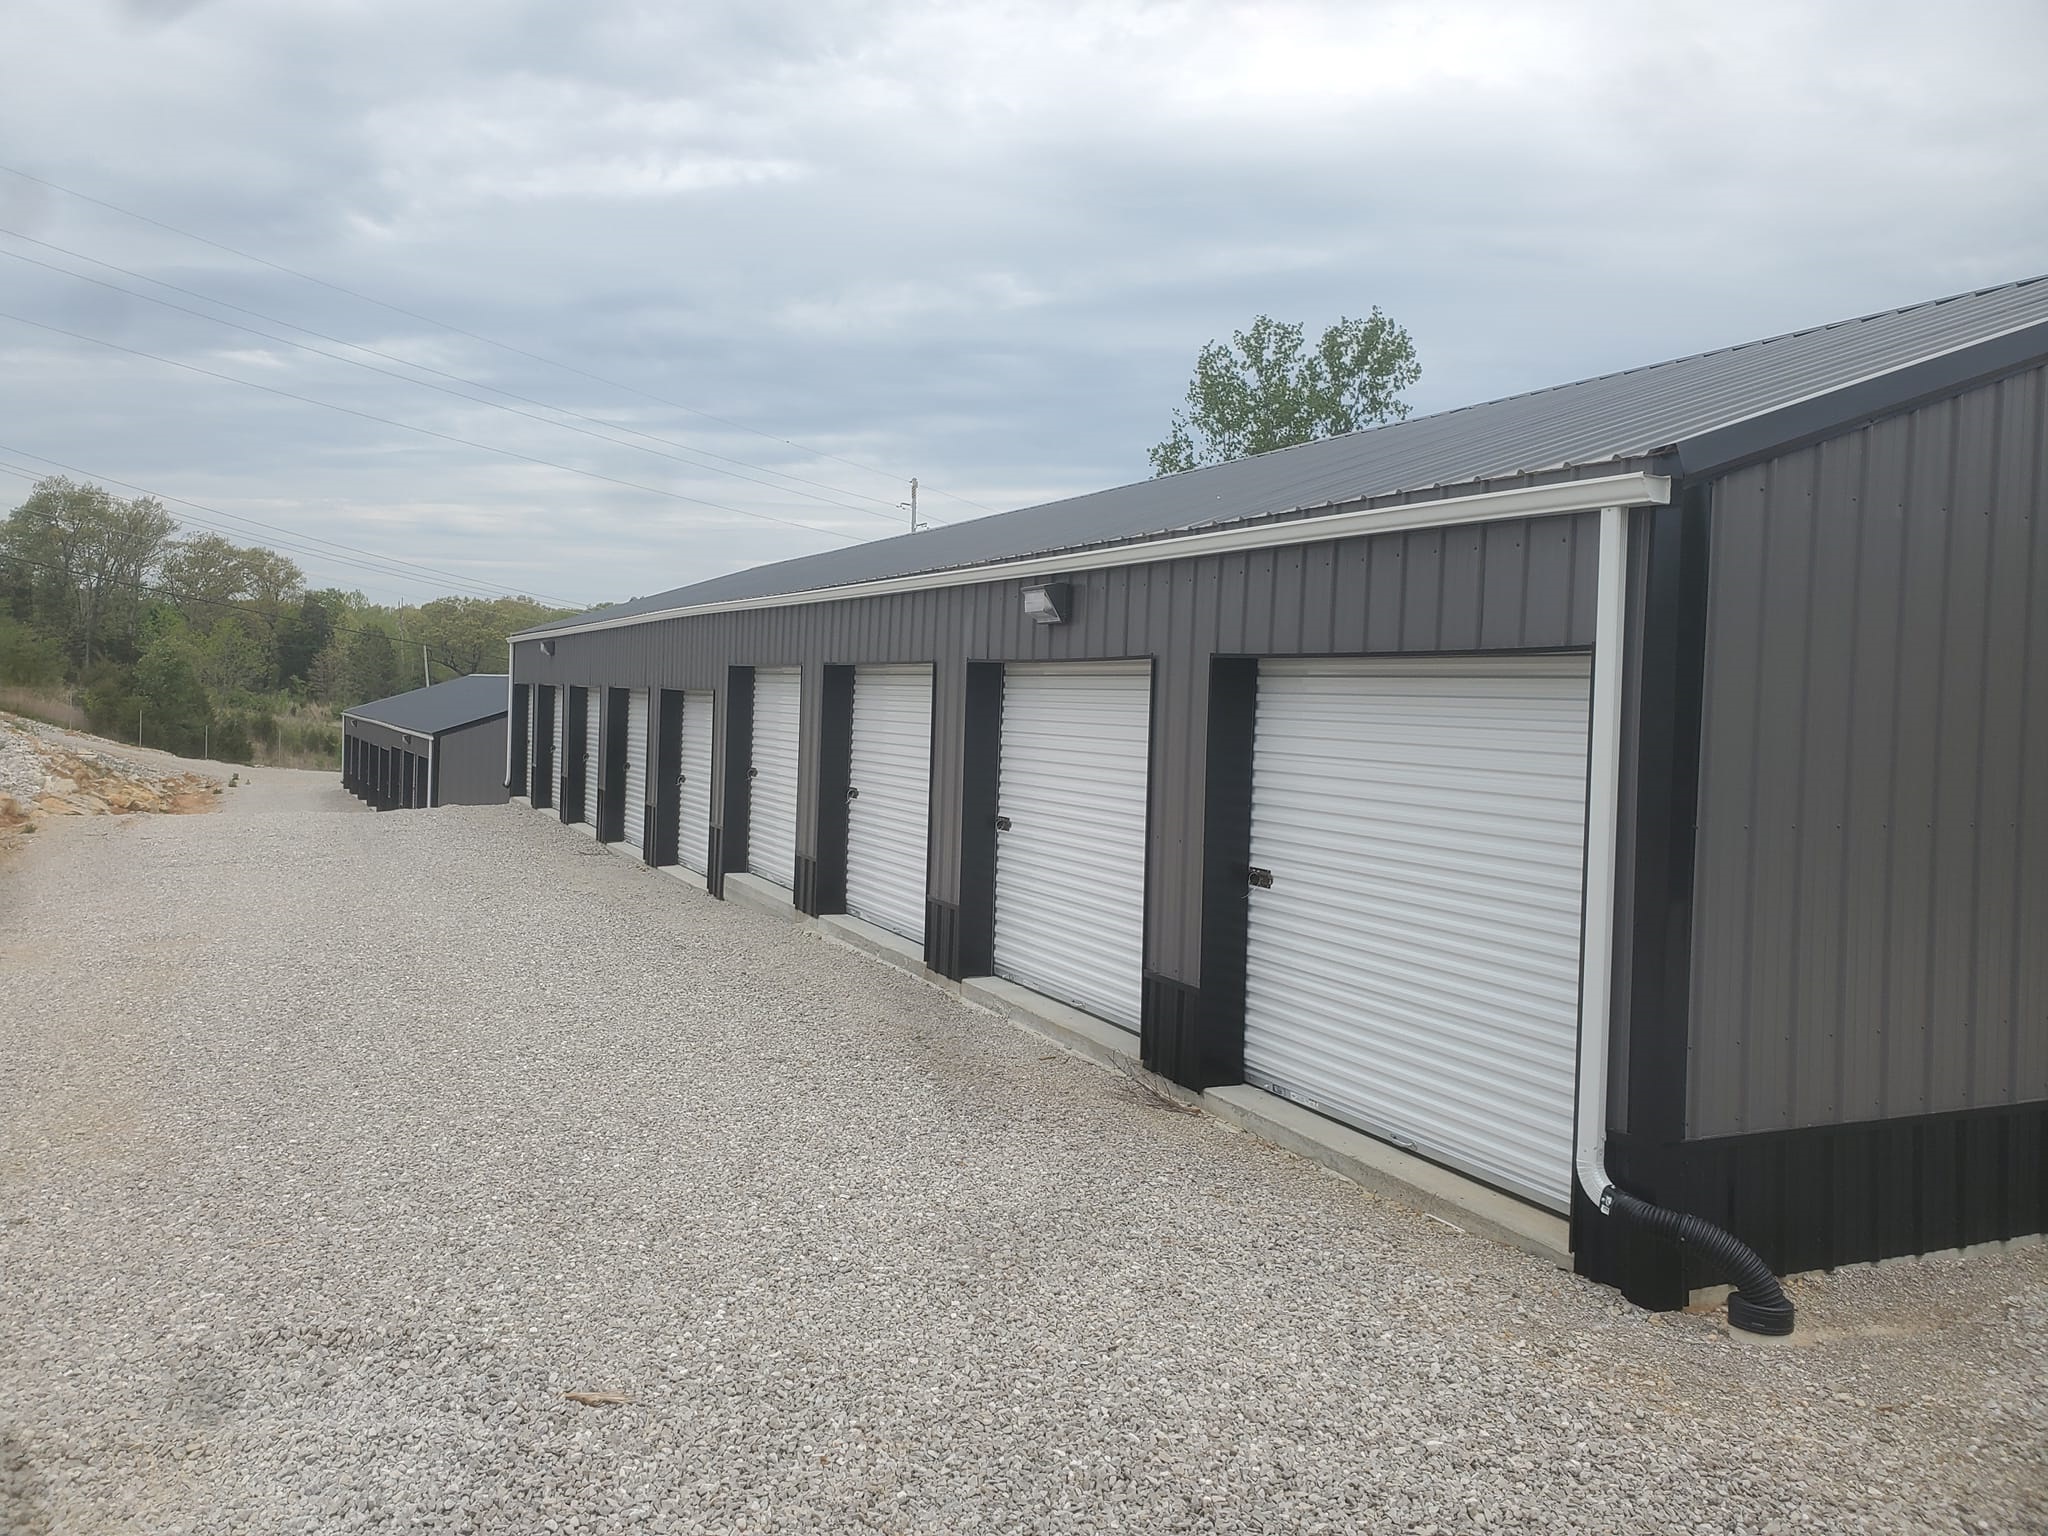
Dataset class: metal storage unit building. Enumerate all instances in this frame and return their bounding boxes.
[342,673,509,810]
[505,277,2048,1311]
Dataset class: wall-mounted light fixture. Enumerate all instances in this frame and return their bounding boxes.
[540,639,556,656]
[1022,581,1072,625]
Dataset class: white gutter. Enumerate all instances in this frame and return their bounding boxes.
[1574,503,1631,1213]
[514,472,1670,644]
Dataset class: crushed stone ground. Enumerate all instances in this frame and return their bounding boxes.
[0,763,2042,1534]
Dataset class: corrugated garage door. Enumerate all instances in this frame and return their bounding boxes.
[749,669,801,889]
[992,662,1150,1030]
[678,690,714,875]
[1242,656,1592,1212]
[524,694,537,804]
[580,689,602,835]
[621,690,649,857]
[845,665,932,942]
[553,689,567,811]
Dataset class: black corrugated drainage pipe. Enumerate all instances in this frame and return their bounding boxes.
[1604,1188,1796,1336]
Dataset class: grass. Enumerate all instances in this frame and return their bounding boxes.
[0,687,88,731]
[248,703,342,771]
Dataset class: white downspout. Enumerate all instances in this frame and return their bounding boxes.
[504,642,516,793]
[1574,503,1630,1213]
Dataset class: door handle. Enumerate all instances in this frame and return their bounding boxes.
[846,786,860,800]
[747,767,759,779]
[994,815,1012,832]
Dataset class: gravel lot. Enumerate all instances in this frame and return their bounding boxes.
[1,758,2043,1534]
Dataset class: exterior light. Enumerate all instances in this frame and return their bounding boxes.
[1022,581,1071,625]
[540,639,556,656]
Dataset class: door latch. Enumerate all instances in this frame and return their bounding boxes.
[846,786,860,800]
[1245,866,1274,889]
[746,767,759,780]
[994,815,1013,832]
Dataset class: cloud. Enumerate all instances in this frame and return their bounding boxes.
[0,0,2044,608]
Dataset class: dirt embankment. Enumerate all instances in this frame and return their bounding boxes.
[0,714,221,838]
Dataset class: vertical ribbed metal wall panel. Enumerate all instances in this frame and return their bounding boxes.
[434,718,512,805]
[1690,364,2048,1136]
[510,509,1602,981]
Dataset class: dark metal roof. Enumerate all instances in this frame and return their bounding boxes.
[522,274,2048,635]
[344,673,507,735]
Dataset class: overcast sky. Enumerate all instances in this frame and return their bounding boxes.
[2,0,2045,610]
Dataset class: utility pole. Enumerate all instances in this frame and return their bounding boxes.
[137,702,143,747]
[902,477,923,534]
[422,645,430,688]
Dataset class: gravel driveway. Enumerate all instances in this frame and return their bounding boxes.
[1,762,2042,1534]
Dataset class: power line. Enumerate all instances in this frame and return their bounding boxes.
[0,235,931,526]
[0,310,874,545]
[0,446,579,606]
[0,162,1005,517]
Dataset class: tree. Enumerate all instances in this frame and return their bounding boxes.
[405,595,565,678]
[0,477,177,669]
[132,636,213,756]
[276,590,342,685]
[341,625,401,708]
[1148,310,1420,476]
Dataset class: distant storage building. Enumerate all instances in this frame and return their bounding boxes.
[505,278,2048,1313]
[342,673,509,811]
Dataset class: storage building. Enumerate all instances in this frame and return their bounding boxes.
[342,673,509,810]
[506,278,2048,1313]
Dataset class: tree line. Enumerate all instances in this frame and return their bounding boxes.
[0,476,567,764]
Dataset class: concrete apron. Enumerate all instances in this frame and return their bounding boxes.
[715,872,1571,1270]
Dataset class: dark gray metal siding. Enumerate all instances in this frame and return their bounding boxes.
[1689,364,2048,1136]
[434,717,511,806]
[516,510,1601,983]
[344,716,429,756]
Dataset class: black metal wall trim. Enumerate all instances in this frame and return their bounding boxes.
[1574,488,1714,1307]
[954,663,1003,981]
[1594,1101,2048,1306]
[562,687,588,824]
[1153,655,1258,1090]
[810,667,854,918]
[713,667,754,898]
[653,689,682,865]
[533,685,555,810]
[925,899,962,979]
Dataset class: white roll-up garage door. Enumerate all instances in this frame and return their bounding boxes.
[992,662,1151,1030]
[1242,655,1592,1212]
[749,669,802,889]
[678,690,714,875]
[525,691,538,805]
[580,689,602,835]
[621,689,649,858]
[552,688,567,812]
[845,666,933,942]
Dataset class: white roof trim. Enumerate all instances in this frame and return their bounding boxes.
[514,472,1671,645]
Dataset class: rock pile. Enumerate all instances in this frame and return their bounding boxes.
[0,714,220,828]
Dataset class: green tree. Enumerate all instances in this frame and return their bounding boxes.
[405,595,565,678]
[192,615,273,697]
[1148,310,1420,476]
[0,616,64,688]
[341,625,402,708]
[0,477,177,669]
[133,637,213,756]
[276,590,343,685]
